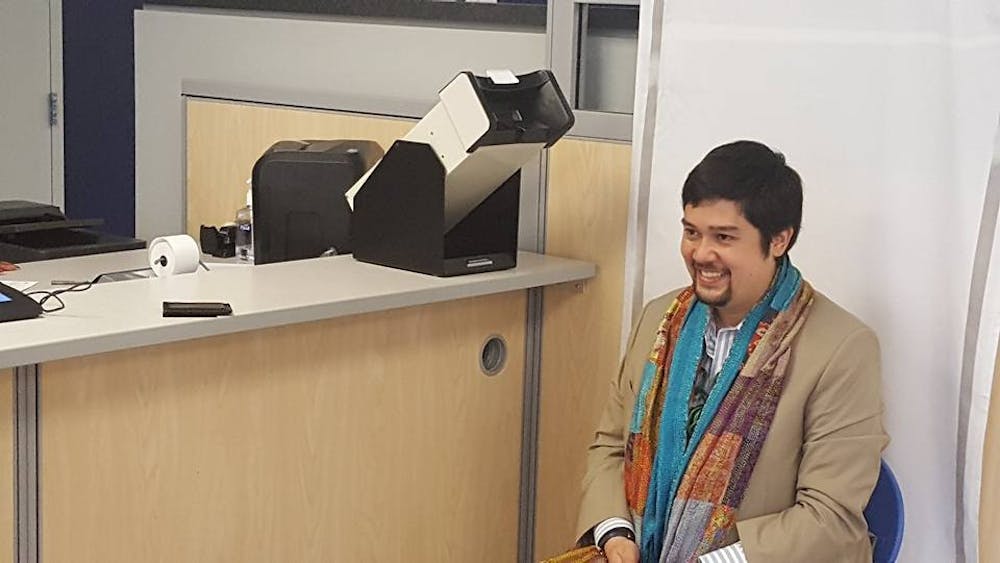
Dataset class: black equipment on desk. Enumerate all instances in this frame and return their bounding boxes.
[352,141,524,277]
[0,201,145,263]
[199,224,237,258]
[349,70,574,277]
[0,282,42,322]
[251,139,383,265]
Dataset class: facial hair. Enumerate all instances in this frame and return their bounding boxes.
[691,269,732,308]
[695,285,731,307]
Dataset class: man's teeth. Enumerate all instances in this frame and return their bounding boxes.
[699,270,724,279]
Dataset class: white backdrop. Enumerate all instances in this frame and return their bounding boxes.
[624,1,1000,561]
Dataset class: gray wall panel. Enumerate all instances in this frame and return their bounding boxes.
[135,7,545,240]
[0,1,60,207]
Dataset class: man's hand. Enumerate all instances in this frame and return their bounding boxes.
[603,536,639,563]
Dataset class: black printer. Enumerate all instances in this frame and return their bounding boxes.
[251,139,383,265]
[0,201,145,263]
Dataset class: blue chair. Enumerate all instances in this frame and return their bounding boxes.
[864,459,904,563]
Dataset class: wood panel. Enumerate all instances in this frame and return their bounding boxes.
[536,139,632,557]
[41,293,525,563]
[185,99,413,238]
[981,337,1000,562]
[0,370,11,563]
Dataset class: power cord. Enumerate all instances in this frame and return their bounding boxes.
[25,261,213,314]
[25,281,95,313]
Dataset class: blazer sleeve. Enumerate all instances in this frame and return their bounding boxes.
[574,299,659,543]
[736,328,889,562]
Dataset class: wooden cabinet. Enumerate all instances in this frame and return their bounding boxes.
[41,293,526,562]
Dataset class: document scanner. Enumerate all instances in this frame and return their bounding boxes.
[0,201,145,263]
[347,69,574,277]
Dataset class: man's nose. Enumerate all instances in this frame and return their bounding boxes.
[692,239,716,263]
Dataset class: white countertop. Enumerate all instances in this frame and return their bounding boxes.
[0,250,594,368]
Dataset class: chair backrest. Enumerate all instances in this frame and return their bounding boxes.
[864,459,905,563]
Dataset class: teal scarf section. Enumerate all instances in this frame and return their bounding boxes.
[638,258,801,561]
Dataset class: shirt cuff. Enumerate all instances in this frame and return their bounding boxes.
[698,541,747,563]
[594,517,634,547]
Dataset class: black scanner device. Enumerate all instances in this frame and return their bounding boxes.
[0,200,145,262]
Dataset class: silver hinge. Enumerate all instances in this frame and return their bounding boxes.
[48,92,58,126]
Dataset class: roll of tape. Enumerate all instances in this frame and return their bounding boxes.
[148,235,201,277]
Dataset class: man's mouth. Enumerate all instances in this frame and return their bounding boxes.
[696,268,728,286]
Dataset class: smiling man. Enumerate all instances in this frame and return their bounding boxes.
[575,141,888,563]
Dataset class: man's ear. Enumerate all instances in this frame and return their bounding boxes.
[770,228,794,258]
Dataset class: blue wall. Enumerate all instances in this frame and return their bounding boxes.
[63,0,144,237]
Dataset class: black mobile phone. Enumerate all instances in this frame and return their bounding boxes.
[162,301,233,318]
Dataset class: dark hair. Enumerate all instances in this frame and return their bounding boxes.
[681,140,803,256]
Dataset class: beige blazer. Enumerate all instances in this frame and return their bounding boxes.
[577,289,889,562]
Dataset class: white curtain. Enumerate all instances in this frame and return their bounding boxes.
[624,1,1000,560]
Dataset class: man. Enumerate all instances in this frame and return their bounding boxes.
[576,141,888,562]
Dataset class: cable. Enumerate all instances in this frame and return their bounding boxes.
[25,281,95,313]
[27,262,213,314]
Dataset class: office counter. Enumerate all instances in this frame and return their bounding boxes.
[0,250,594,563]
[0,250,592,367]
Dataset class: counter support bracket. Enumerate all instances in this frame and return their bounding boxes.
[13,364,39,563]
[518,287,544,563]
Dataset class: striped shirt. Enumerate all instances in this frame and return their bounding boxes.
[688,317,743,437]
[698,541,747,562]
[704,316,743,383]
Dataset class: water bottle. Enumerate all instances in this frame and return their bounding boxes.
[235,188,254,263]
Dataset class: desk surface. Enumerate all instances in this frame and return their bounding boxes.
[0,250,594,368]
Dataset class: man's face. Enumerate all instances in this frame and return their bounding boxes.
[681,199,791,326]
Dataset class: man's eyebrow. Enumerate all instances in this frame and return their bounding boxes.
[680,219,740,232]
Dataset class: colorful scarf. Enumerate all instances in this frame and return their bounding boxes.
[624,258,814,563]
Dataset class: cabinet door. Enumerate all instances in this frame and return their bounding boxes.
[0,0,61,206]
[41,293,526,563]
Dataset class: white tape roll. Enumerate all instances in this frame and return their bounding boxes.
[148,235,201,277]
